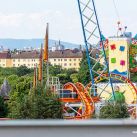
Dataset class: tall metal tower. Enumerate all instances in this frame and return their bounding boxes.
[77,0,115,99]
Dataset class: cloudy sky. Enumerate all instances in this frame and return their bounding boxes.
[0,0,136,44]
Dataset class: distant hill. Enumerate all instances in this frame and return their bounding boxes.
[0,39,80,50]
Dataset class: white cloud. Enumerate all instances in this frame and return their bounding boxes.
[0,10,82,44]
[0,13,24,27]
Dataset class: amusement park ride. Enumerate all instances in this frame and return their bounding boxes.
[35,0,137,119]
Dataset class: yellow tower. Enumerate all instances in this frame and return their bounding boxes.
[109,37,130,78]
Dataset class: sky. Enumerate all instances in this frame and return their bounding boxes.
[0,0,136,44]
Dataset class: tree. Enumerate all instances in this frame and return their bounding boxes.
[8,84,63,119]
[0,96,8,118]
[99,103,129,119]
[78,51,102,85]
[48,65,63,76]
[7,75,32,118]
[70,73,79,83]
[7,75,18,89]
[57,74,69,84]
[16,66,32,77]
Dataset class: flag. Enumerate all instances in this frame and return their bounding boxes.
[33,67,36,88]
[43,23,49,62]
[38,45,43,81]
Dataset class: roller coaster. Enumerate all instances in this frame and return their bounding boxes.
[57,0,137,119]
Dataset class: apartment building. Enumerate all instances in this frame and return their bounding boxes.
[11,51,39,68]
[0,51,12,68]
[0,49,83,70]
[49,49,82,70]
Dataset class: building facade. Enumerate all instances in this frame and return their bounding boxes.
[11,51,39,68]
[0,49,83,70]
[49,49,82,70]
[0,51,12,68]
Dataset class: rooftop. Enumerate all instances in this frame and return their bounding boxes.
[0,51,11,59]
[0,49,83,59]
[49,49,83,58]
[11,51,40,59]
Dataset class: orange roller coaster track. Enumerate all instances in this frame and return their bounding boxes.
[60,73,137,119]
[59,82,99,119]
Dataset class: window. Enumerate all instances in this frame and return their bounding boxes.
[18,64,20,66]
[13,64,15,67]
[74,63,76,66]
[70,63,71,66]
[18,59,20,62]
[64,59,67,61]
[13,59,15,62]
[3,64,5,66]
[64,63,67,66]
[54,59,56,61]
[69,59,71,61]
[32,59,33,61]
[58,59,60,61]
[23,59,26,62]
[74,59,76,61]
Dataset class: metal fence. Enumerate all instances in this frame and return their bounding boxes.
[0,120,137,137]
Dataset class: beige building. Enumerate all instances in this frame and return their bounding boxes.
[49,49,82,70]
[0,49,83,70]
[11,51,39,68]
[0,51,12,68]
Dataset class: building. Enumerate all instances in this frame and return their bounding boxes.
[50,41,65,52]
[0,51,11,67]
[0,49,83,70]
[49,49,82,70]
[11,51,40,68]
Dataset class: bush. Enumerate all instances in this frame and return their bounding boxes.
[99,103,129,119]
[8,86,63,119]
[16,66,32,77]
[0,96,8,118]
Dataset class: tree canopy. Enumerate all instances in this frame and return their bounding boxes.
[99,103,129,119]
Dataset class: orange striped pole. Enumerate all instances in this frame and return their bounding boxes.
[33,67,36,88]
[38,44,43,85]
[43,23,49,62]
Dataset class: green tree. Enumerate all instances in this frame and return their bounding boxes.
[0,96,8,118]
[8,84,63,119]
[57,73,69,84]
[16,66,32,77]
[70,73,79,83]
[49,65,63,76]
[78,51,102,85]
[99,103,129,119]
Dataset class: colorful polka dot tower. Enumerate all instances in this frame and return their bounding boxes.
[109,37,130,78]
